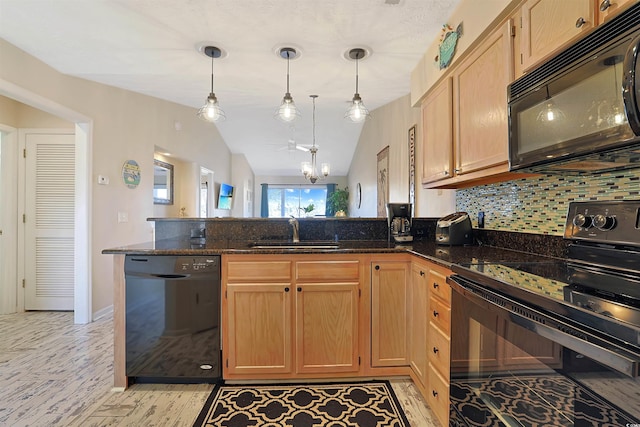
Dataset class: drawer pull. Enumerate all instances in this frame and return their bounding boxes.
[432,390,438,397]
[284,287,290,292]
[433,310,439,318]
[433,282,439,289]
[433,346,439,354]
[375,265,380,270]
[297,287,302,292]
[600,0,611,11]
[420,270,425,276]
[575,17,586,28]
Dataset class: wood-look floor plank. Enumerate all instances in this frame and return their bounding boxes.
[0,311,438,427]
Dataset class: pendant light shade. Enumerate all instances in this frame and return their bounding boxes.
[197,46,226,123]
[345,48,371,123]
[275,47,301,122]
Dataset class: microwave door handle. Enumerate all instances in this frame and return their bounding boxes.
[622,34,640,136]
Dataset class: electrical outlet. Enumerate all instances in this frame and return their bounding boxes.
[118,211,129,223]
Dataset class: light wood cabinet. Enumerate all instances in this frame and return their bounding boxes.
[409,262,429,390]
[421,78,453,185]
[422,21,517,189]
[408,259,453,427]
[453,20,514,176]
[371,260,410,367]
[226,283,293,375]
[597,0,635,23]
[520,0,595,71]
[223,254,362,379]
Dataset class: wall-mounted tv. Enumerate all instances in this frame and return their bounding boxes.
[218,183,234,210]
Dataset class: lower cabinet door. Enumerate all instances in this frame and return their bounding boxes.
[296,282,360,373]
[226,283,293,375]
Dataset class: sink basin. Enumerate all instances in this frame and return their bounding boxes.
[250,241,340,250]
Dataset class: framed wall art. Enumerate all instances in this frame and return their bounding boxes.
[408,125,416,206]
[377,146,389,217]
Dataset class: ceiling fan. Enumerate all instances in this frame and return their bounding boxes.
[275,139,312,152]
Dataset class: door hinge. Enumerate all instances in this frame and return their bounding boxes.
[510,24,516,37]
[358,289,361,298]
[226,359,228,368]
[23,148,26,158]
[22,279,25,288]
[22,214,26,223]
[358,356,361,366]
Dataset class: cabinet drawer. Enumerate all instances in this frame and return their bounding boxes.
[429,269,451,303]
[429,297,451,335]
[296,260,360,282]
[227,261,292,282]
[428,323,451,376]
[427,364,450,427]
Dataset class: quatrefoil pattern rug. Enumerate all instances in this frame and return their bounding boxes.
[193,381,410,427]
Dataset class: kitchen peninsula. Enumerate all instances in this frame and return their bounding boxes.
[103,216,567,427]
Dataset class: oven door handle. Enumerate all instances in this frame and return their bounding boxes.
[448,274,640,377]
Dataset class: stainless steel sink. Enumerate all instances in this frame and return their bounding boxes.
[249,241,340,249]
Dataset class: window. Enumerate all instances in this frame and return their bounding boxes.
[267,185,327,218]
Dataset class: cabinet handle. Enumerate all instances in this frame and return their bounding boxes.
[433,282,439,289]
[443,170,449,176]
[454,168,461,173]
[375,265,380,270]
[420,270,425,276]
[433,346,439,354]
[297,287,302,292]
[284,287,290,292]
[433,310,439,318]
[575,17,586,28]
[432,390,438,397]
[599,0,611,11]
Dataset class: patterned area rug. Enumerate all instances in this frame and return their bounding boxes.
[193,381,410,427]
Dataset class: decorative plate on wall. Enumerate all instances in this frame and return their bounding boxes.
[122,160,141,189]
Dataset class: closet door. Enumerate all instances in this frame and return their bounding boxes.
[24,132,75,310]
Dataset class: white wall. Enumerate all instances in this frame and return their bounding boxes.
[347,94,455,218]
[231,153,255,218]
[0,38,233,316]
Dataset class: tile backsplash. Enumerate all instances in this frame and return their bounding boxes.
[456,170,640,235]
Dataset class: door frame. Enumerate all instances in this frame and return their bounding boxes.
[0,125,18,314]
[0,78,93,324]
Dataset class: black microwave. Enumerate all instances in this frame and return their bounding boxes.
[508,2,640,173]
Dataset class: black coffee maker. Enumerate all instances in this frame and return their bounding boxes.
[387,203,413,243]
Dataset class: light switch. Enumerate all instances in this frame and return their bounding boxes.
[98,175,109,185]
[118,211,129,223]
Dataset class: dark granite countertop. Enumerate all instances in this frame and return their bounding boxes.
[102,238,558,269]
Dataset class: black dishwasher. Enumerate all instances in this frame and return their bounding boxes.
[124,255,221,383]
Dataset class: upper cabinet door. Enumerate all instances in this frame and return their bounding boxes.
[521,0,595,71]
[597,0,634,24]
[421,77,453,185]
[453,21,514,175]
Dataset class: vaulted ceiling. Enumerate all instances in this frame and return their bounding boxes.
[0,0,461,176]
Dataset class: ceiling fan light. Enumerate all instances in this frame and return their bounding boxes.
[197,93,226,122]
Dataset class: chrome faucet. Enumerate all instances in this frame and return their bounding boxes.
[289,216,300,243]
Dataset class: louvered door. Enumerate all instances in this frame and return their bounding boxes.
[24,133,75,310]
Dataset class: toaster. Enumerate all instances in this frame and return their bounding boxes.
[436,212,474,245]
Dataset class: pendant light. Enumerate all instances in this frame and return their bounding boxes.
[301,95,330,183]
[275,47,301,122]
[197,46,226,122]
[345,48,371,123]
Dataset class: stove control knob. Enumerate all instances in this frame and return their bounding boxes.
[572,214,592,229]
[593,214,616,231]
